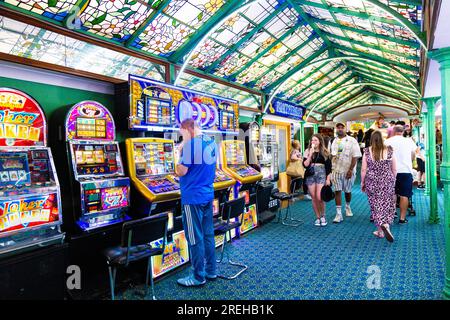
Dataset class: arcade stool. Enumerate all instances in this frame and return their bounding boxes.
[271,177,303,227]
[103,214,168,300]
[214,197,248,280]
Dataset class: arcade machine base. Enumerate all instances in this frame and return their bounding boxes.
[256,182,278,225]
[0,243,68,300]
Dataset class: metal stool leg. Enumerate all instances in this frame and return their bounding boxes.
[108,265,117,300]
[281,199,302,227]
[217,230,248,280]
[148,257,156,300]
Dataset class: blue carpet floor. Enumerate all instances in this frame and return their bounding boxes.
[117,183,446,300]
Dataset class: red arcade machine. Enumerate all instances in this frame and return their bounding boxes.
[0,88,65,299]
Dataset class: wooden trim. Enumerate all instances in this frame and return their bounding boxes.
[0,52,125,84]
[239,106,260,113]
[0,6,170,69]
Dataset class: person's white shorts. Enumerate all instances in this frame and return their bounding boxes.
[331,172,356,193]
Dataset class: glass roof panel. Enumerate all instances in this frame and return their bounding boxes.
[3,0,77,21]
[0,15,165,80]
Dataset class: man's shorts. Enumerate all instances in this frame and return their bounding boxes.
[395,173,413,198]
[331,171,356,193]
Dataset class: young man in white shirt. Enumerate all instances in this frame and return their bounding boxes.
[385,125,417,224]
[331,123,362,223]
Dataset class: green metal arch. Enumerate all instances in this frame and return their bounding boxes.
[364,0,427,51]
[331,104,414,120]
[263,55,420,113]
[305,82,419,122]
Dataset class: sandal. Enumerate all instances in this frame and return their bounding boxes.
[380,224,394,243]
[373,230,384,238]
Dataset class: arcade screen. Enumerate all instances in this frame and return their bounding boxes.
[76,117,107,139]
[225,142,246,165]
[72,143,120,176]
[133,142,175,176]
[145,97,172,126]
[84,186,128,213]
[0,152,30,187]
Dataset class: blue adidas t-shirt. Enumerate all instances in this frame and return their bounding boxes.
[179,135,217,205]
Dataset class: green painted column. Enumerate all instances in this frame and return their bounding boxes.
[423,97,440,224]
[313,123,319,134]
[299,121,305,154]
[422,109,430,196]
[429,47,450,299]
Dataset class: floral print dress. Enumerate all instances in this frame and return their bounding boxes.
[364,147,396,227]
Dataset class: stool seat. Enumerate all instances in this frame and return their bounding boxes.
[214,221,241,235]
[272,191,300,201]
[103,245,163,266]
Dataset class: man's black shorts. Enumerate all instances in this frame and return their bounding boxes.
[395,173,413,197]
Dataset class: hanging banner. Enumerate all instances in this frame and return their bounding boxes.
[0,88,47,146]
[268,98,306,121]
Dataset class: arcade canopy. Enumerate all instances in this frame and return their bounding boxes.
[0,0,425,119]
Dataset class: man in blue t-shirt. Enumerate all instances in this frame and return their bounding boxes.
[175,118,217,287]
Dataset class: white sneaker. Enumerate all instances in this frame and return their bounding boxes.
[304,194,312,201]
[345,206,353,217]
[314,219,321,227]
[333,214,343,223]
[320,217,327,226]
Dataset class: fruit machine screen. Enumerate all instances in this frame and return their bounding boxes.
[225,142,246,166]
[133,141,179,195]
[75,117,107,139]
[145,91,173,126]
[72,143,122,177]
[83,185,129,214]
[0,150,55,190]
[214,170,232,183]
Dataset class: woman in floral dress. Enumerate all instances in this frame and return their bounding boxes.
[361,131,397,242]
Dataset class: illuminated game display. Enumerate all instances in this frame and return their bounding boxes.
[221,140,262,184]
[126,138,180,204]
[260,125,279,182]
[238,190,258,234]
[0,88,63,255]
[128,75,239,134]
[66,101,130,231]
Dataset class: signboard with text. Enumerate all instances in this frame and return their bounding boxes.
[268,98,306,121]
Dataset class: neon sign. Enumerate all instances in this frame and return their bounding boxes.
[0,88,46,146]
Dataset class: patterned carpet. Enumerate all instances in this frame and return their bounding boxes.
[117,182,446,300]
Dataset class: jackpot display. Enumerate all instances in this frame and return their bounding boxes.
[128,75,239,133]
[0,88,63,255]
[66,101,130,231]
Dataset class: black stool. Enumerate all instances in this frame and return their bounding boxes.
[103,214,168,300]
[271,177,303,227]
[214,196,247,280]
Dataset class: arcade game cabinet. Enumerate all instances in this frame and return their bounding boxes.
[58,101,130,299]
[0,88,66,299]
[221,140,263,235]
[240,122,279,224]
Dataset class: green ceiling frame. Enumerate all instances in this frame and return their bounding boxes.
[287,62,344,100]
[301,70,353,103]
[168,0,245,63]
[251,34,322,82]
[294,0,409,28]
[354,71,418,96]
[347,59,417,81]
[317,86,366,112]
[227,21,307,80]
[124,0,173,47]
[263,45,328,91]
[333,45,419,71]
[309,17,420,48]
[204,1,289,73]
[324,32,420,62]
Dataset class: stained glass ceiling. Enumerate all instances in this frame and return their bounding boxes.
[0,0,424,115]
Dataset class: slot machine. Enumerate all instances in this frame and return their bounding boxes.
[220,140,262,234]
[65,101,130,231]
[0,88,65,298]
[240,122,279,224]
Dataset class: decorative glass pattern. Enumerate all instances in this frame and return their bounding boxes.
[4,0,77,21]
[0,16,165,80]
